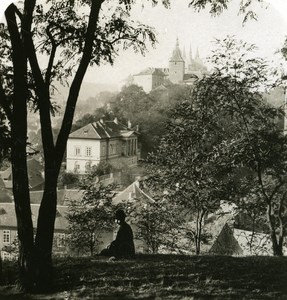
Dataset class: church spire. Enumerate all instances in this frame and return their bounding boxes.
[169,37,184,62]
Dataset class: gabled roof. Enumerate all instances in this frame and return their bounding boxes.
[0,203,69,231]
[69,120,136,140]
[113,181,154,206]
[69,123,102,139]
[209,223,243,256]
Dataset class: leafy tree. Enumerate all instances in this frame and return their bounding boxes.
[58,171,79,187]
[67,182,115,256]
[147,37,286,255]
[0,0,165,291]
[192,37,287,256]
[146,99,224,255]
[189,0,265,23]
[90,161,113,177]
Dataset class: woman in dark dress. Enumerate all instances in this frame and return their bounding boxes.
[100,209,135,259]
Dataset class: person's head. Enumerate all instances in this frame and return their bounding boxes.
[115,209,126,224]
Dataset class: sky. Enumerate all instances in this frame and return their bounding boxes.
[1,0,287,89]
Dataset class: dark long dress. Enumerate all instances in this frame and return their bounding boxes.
[100,221,135,259]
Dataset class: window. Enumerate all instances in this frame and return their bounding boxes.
[57,233,66,248]
[75,146,81,156]
[86,147,92,157]
[3,230,10,244]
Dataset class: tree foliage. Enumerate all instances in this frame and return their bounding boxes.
[67,181,116,256]
[146,36,286,255]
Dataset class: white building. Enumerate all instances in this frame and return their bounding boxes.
[66,118,140,174]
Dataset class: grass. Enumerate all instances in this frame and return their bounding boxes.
[1,254,287,299]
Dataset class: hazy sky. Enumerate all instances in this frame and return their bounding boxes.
[1,0,287,89]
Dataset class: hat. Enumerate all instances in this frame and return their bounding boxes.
[115,209,126,220]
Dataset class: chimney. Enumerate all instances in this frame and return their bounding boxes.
[136,125,139,132]
[114,117,118,124]
[128,120,132,129]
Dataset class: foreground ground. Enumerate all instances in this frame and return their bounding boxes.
[1,254,287,299]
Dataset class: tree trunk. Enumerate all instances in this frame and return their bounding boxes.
[5,4,35,292]
[266,203,283,256]
[195,209,205,255]
[34,169,58,291]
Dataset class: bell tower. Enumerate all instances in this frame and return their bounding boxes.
[168,38,185,84]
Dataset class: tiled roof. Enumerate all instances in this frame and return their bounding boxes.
[113,181,154,206]
[0,203,69,231]
[69,120,136,140]
[29,189,84,206]
[0,158,44,190]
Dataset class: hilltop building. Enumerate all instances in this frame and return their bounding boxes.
[66,118,140,174]
[131,38,208,92]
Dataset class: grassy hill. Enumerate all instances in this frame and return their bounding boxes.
[1,254,287,299]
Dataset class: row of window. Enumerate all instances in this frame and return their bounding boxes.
[1,230,65,248]
[74,140,138,158]
[75,146,92,157]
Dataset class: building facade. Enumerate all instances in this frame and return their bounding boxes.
[133,68,167,93]
[66,118,140,174]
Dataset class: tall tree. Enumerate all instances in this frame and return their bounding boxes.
[0,0,165,291]
[147,37,286,255]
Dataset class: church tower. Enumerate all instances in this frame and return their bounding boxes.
[168,38,185,84]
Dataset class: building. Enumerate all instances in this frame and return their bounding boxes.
[0,203,70,260]
[130,38,208,92]
[133,68,167,93]
[66,118,140,174]
[168,39,185,84]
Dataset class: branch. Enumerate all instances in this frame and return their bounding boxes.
[45,24,57,86]
[23,7,55,158]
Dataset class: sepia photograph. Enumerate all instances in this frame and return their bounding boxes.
[0,0,287,299]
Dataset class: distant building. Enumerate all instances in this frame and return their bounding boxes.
[133,68,167,93]
[66,118,140,174]
[130,38,208,92]
[168,38,185,84]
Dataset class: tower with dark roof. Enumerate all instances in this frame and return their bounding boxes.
[168,38,185,84]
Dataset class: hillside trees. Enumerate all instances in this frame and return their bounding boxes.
[0,0,167,291]
[72,83,192,157]
[146,37,286,255]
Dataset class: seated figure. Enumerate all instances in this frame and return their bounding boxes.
[100,209,135,259]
